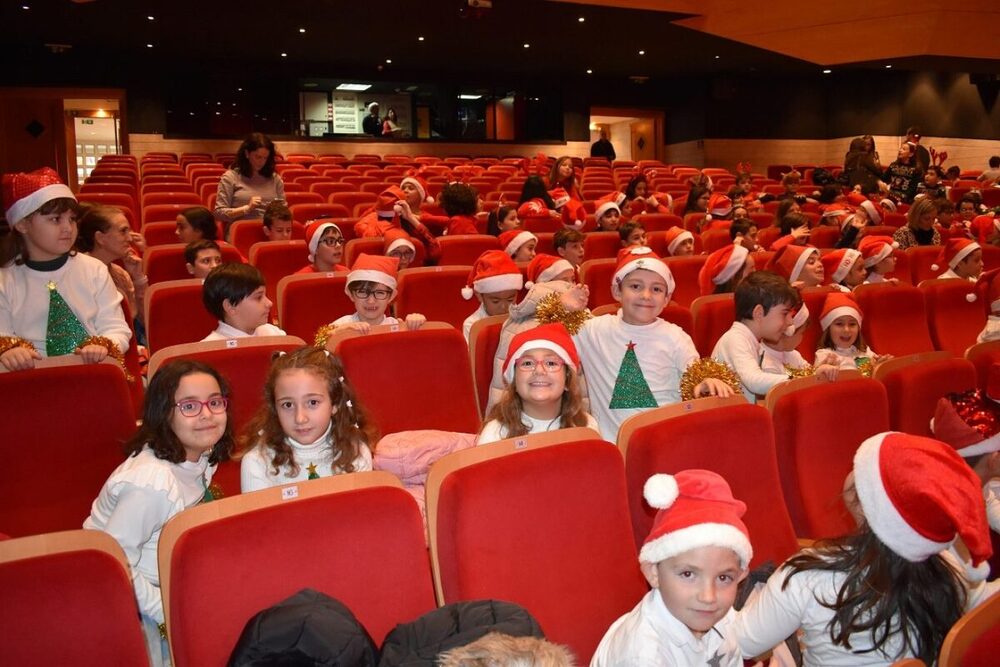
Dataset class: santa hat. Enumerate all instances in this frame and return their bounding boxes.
[707,193,732,218]
[819,292,862,330]
[881,199,897,213]
[970,215,999,246]
[305,220,341,262]
[821,248,862,285]
[767,244,820,283]
[594,192,626,221]
[612,246,675,300]
[383,228,415,256]
[663,227,694,256]
[461,250,523,299]
[860,200,882,224]
[346,253,399,292]
[517,198,549,219]
[400,175,433,204]
[502,323,580,383]
[931,238,980,272]
[853,432,992,565]
[846,192,867,207]
[548,188,571,209]
[785,303,810,337]
[932,390,1000,459]
[821,205,852,229]
[3,167,75,225]
[498,230,537,258]
[698,245,749,296]
[858,235,898,269]
[526,254,574,289]
[560,199,587,230]
[970,268,1000,310]
[376,186,406,219]
[639,470,752,568]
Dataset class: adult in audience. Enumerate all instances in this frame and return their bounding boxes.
[215,133,284,229]
[906,126,931,172]
[362,102,381,137]
[844,137,883,191]
[893,197,940,249]
[590,128,616,162]
[381,107,402,137]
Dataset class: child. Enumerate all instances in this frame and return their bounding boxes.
[185,240,224,279]
[592,470,751,666]
[461,250,524,341]
[698,245,753,296]
[526,254,575,288]
[241,346,374,491]
[478,323,598,444]
[499,229,538,263]
[486,205,521,236]
[820,248,865,292]
[662,227,695,257]
[759,303,840,378]
[85,359,233,664]
[553,227,585,268]
[423,182,479,236]
[517,175,559,220]
[262,200,293,241]
[815,292,886,372]
[977,155,1000,186]
[934,237,983,281]
[295,220,349,274]
[729,218,759,253]
[201,263,285,341]
[974,269,1000,343]
[618,221,647,248]
[766,244,824,288]
[548,187,587,229]
[712,271,803,401]
[175,206,218,244]
[1,167,131,371]
[915,166,947,201]
[548,156,581,201]
[857,235,898,284]
[594,192,625,232]
[326,254,425,333]
[728,432,998,665]
[383,228,416,271]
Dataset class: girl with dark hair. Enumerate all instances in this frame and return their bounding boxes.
[547,156,581,201]
[683,185,711,215]
[844,136,884,191]
[487,205,521,236]
[624,174,673,217]
[85,359,234,665]
[215,132,285,227]
[175,206,218,243]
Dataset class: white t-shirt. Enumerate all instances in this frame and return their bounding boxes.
[712,322,790,402]
[331,312,400,327]
[201,320,286,342]
[477,411,600,445]
[462,303,488,343]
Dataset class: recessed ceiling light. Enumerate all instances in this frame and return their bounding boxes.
[578,17,585,22]
[299,28,306,33]
[21,5,29,10]
[523,43,530,48]
[237,87,243,92]
[714,55,720,59]
[586,69,593,74]
[147,15,154,21]
[336,83,371,91]
[385,58,392,64]
[418,36,425,41]
[822,69,832,74]
[885,64,893,69]
[280,52,287,57]
[146,43,153,48]
[638,50,645,55]
[458,94,482,100]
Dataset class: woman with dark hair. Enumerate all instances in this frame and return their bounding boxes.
[844,137,883,191]
[381,108,402,137]
[215,132,285,228]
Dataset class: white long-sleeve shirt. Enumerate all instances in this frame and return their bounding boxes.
[976,314,1000,344]
[477,412,600,445]
[201,320,286,342]
[712,322,790,403]
[241,426,372,492]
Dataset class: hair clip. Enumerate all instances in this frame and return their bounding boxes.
[323,350,331,358]
[338,376,345,382]
[276,350,287,357]
[257,429,265,436]
[346,400,353,408]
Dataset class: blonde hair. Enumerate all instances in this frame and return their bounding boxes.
[483,365,589,439]
[437,633,576,667]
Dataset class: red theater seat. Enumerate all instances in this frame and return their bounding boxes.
[289,202,351,223]
[583,232,621,261]
[395,266,478,331]
[437,235,501,266]
[665,255,709,309]
[144,242,242,286]
[796,286,837,363]
[248,240,310,306]
[853,282,934,356]
[144,279,218,351]
[277,272,354,341]
[468,314,506,416]
[579,258,617,309]
[907,245,944,285]
[919,278,986,356]
[965,340,1000,390]
[938,585,1000,667]
[230,219,306,258]
[873,352,977,436]
[691,293,735,357]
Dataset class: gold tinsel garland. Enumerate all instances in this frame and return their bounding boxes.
[534,292,592,335]
[314,323,336,349]
[785,364,815,379]
[679,358,743,401]
[0,335,36,357]
[855,357,873,378]
[78,335,134,382]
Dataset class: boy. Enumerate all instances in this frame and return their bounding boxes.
[185,240,223,279]
[592,470,751,666]
[618,221,647,249]
[553,227,585,268]
[730,219,758,252]
[821,248,866,291]
[261,201,293,241]
[662,227,695,257]
[915,166,947,201]
[594,192,624,232]
[326,253,425,334]
[296,220,348,274]
[201,263,285,341]
[460,250,524,341]
[934,238,982,281]
[383,228,417,271]
[420,183,479,236]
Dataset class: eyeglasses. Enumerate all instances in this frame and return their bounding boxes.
[174,397,228,417]
[319,237,345,247]
[514,357,565,374]
[351,287,392,300]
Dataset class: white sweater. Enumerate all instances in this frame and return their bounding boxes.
[477,411,600,445]
[241,426,372,492]
[201,320,286,342]
[712,322,790,402]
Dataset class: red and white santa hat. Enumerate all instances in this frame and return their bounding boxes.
[517,198,549,219]
[819,292,863,330]
[852,432,992,565]
[970,268,1000,311]
[502,322,580,383]
[376,186,407,219]
[932,238,980,272]
[821,248,862,285]
[639,470,752,568]
[785,302,810,337]
[663,227,694,256]
[461,249,523,299]
[305,220,342,262]
[860,200,882,224]
[932,390,1000,459]
[612,246,675,300]
[383,228,415,256]
[698,244,749,296]
[498,229,537,258]
[594,192,626,221]
[821,205,852,228]
[548,187,571,209]
[400,175,433,204]
[2,167,76,225]
[707,193,733,218]
[526,253,574,289]
[767,244,820,283]
[346,253,399,292]
[858,235,898,268]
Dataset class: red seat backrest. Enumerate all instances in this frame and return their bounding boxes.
[635,213,682,232]
[330,192,377,213]
[141,191,201,208]
[690,293,735,357]
[395,266,479,331]
[854,283,934,356]
[771,377,889,538]
[757,226,783,250]
[311,182,356,199]
[144,279,218,351]
[248,241,310,306]
[144,243,242,285]
[336,328,480,435]
[143,203,200,226]
[665,255,709,309]
[579,258,617,309]
[0,363,134,537]
[700,228,731,253]
[919,278,986,356]
[876,355,977,435]
[277,273,353,341]
[289,202,351,224]
[797,286,836,363]
[437,235,502,266]
[230,220,306,258]
[141,221,180,247]
[965,341,1000,390]
[624,403,799,567]
[810,226,841,248]
[907,245,944,284]
[583,231,621,261]
[470,317,504,415]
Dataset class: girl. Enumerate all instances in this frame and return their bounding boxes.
[215,132,285,226]
[729,431,998,666]
[594,193,625,232]
[767,243,824,288]
[478,323,598,445]
[547,156,581,201]
[821,248,866,292]
[1,167,131,372]
[760,304,839,378]
[241,347,374,491]
[770,212,812,251]
[175,206,218,243]
[858,235,898,284]
[683,185,710,216]
[486,205,521,236]
[76,203,148,330]
[85,359,233,665]
[624,174,672,217]
[499,229,538,263]
[816,293,887,373]
[516,176,561,222]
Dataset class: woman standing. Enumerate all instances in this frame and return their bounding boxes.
[844,137,883,191]
[382,108,403,137]
[215,133,285,230]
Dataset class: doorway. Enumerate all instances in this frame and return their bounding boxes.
[66,99,122,189]
[588,108,665,163]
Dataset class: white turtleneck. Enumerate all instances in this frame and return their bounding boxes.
[240,423,372,492]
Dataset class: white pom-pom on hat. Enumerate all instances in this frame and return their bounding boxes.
[931,263,940,271]
[967,292,978,303]
[461,286,475,300]
[644,474,679,509]
[524,280,535,290]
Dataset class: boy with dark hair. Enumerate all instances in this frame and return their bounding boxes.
[729,219,759,252]
[262,201,293,241]
[201,263,284,341]
[185,240,223,279]
[618,221,647,248]
[422,183,479,236]
[553,227,585,268]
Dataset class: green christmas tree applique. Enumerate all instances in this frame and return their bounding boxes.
[609,341,658,409]
[45,281,89,356]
